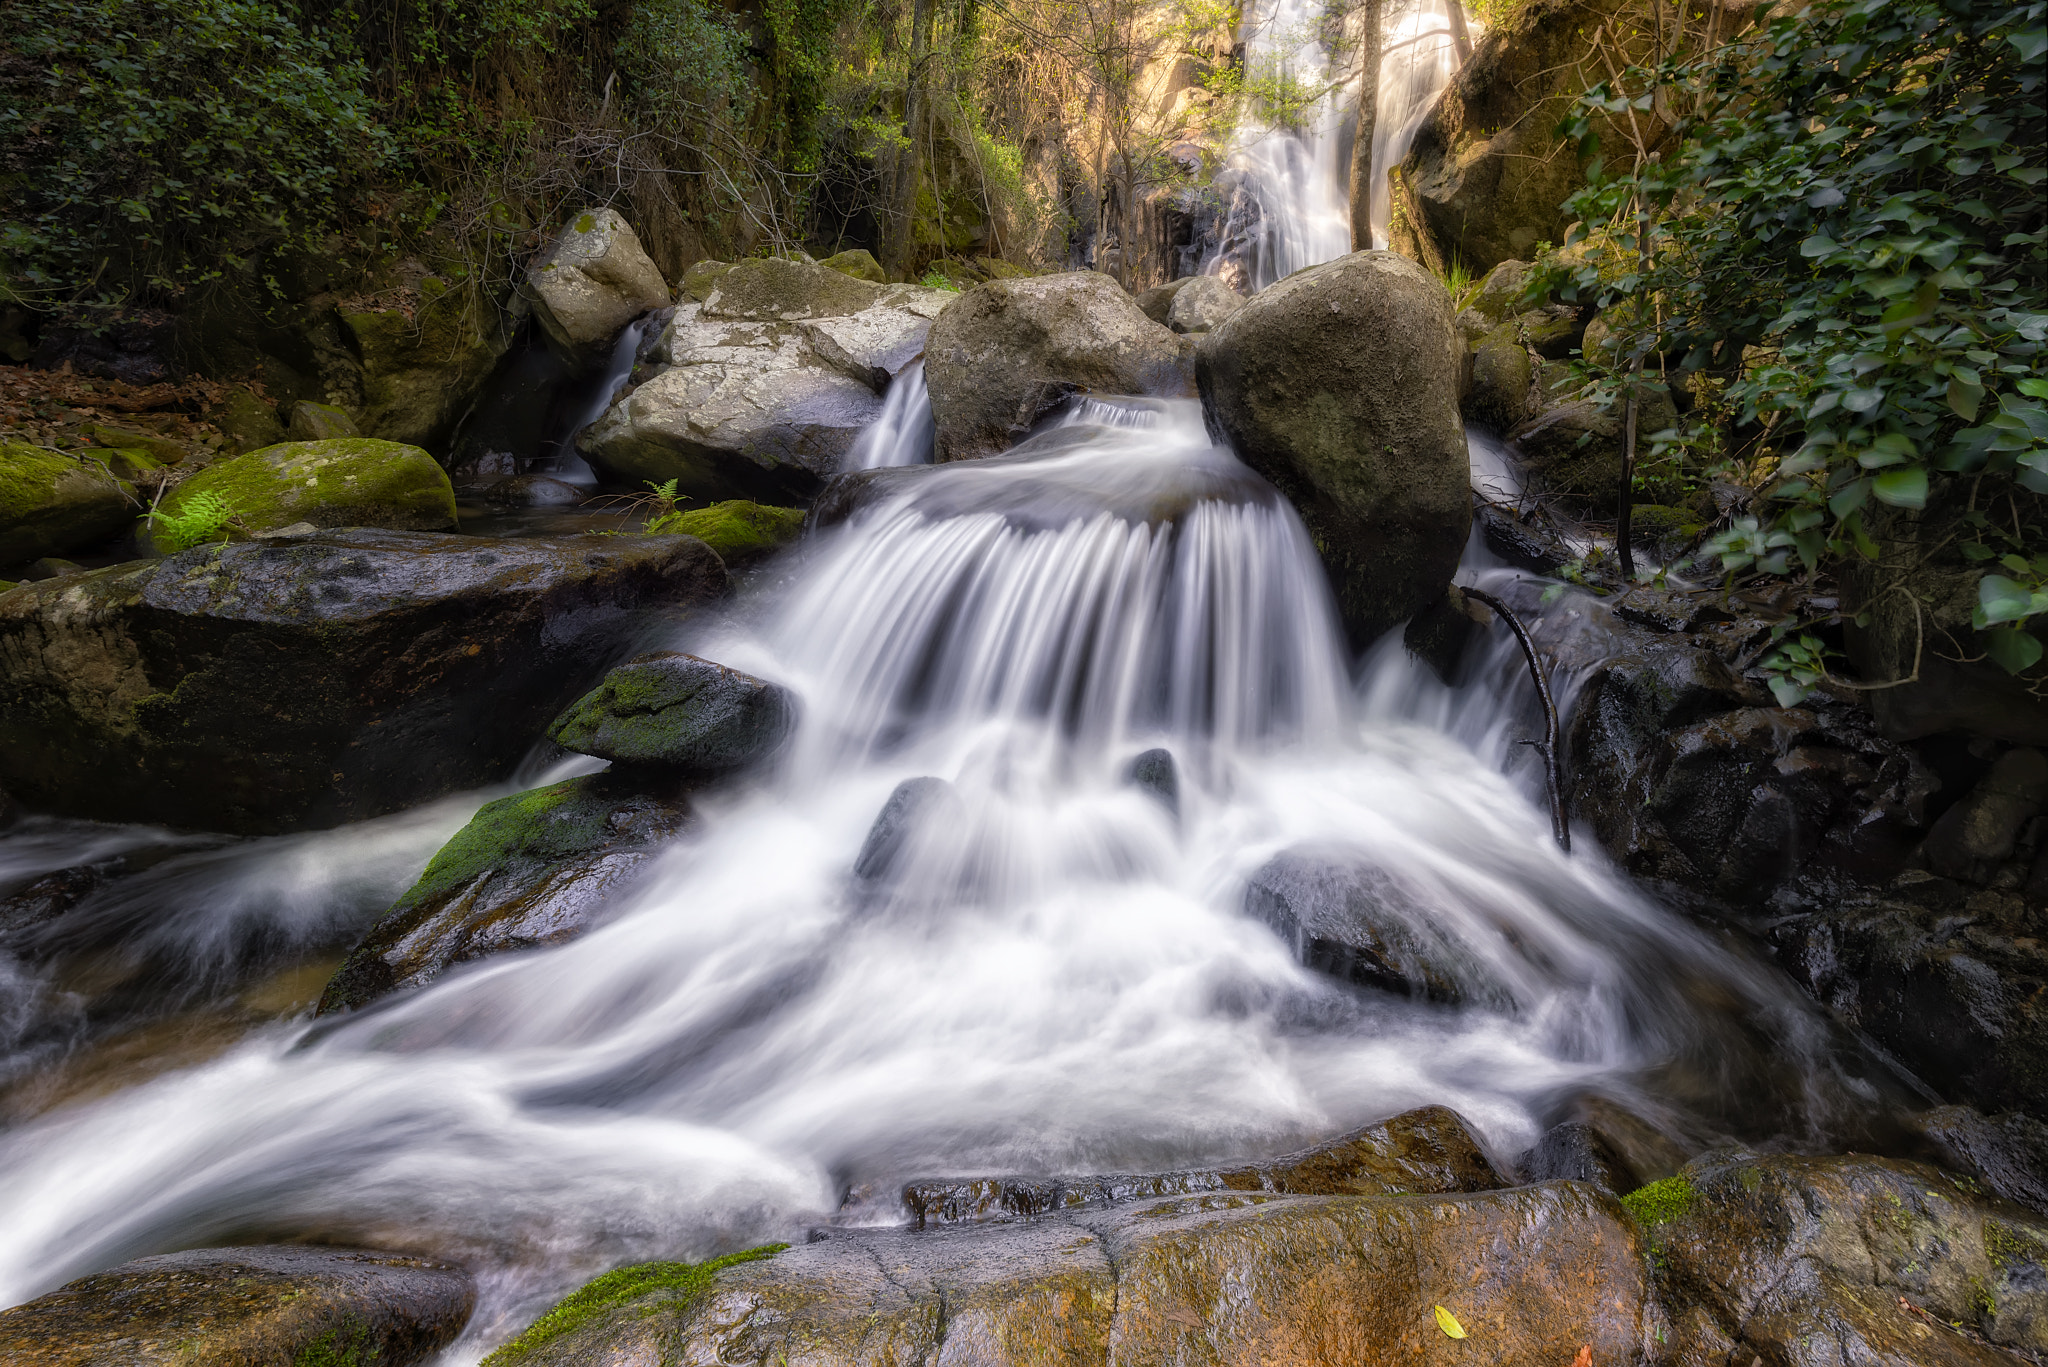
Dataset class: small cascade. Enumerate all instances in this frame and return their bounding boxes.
[541,316,655,484]
[1365,0,1465,249]
[842,360,935,471]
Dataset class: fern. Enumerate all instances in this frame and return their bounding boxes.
[149,489,242,551]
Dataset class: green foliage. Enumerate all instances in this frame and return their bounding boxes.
[1544,0,2048,671]
[621,0,756,140]
[1621,1174,1698,1226]
[1,0,381,304]
[766,0,861,176]
[483,1245,787,1364]
[147,487,242,551]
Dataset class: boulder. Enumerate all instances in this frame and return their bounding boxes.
[547,652,796,772]
[0,1245,473,1367]
[579,274,952,502]
[139,438,457,551]
[319,771,691,1012]
[819,248,888,283]
[1466,322,1533,431]
[340,279,514,447]
[924,272,1188,461]
[680,259,734,302]
[1568,643,1938,904]
[1122,747,1179,817]
[1165,274,1244,334]
[902,1105,1504,1226]
[0,529,727,833]
[1511,385,1681,505]
[1195,251,1469,646]
[1915,1106,2048,1215]
[284,399,359,441]
[1633,1151,2048,1361]
[487,1179,1646,1366]
[1518,1122,1637,1195]
[854,776,964,884]
[1134,276,1199,326]
[1399,0,1675,273]
[205,390,286,454]
[87,424,189,467]
[523,208,672,363]
[656,500,805,566]
[1466,258,1537,324]
[483,474,586,507]
[1924,748,2048,883]
[0,444,137,567]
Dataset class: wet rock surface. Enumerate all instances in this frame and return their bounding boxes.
[0,1244,474,1367]
[0,530,726,833]
[548,651,796,773]
[1196,250,1469,647]
[319,770,692,1012]
[900,1105,1504,1225]
[924,271,1188,461]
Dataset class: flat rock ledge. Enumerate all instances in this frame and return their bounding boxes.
[0,1244,474,1367]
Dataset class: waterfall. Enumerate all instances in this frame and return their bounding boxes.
[842,359,935,470]
[0,397,1894,1350]
[1366,0,1465,250]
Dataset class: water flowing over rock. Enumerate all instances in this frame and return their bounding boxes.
[548,652,797,773]
[923,272,1189,461]
[579,263,951,500]
[0,530,726,833]
[319,771,692,1013]
[139,438,457,550]
[0,1245,473,1367]
[0,444,135,566]
[1195,250,1469,646]
[522,208,673,364]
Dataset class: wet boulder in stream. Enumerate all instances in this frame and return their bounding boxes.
[548,651,796,772]
[0,530,728,833]
[522,207,672,365]
[0,1244,474,1367]
[1196,251,1470,647]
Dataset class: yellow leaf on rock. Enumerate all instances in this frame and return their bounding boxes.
[1433,1304,1468,1339]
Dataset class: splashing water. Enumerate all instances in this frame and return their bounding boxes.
[842,359,935,471]
[0,398,1906,1355]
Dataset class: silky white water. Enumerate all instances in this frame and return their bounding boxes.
[0,398,1891,1355]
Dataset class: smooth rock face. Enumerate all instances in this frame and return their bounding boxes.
[0,1244,474,1367]
[548,652,795,772]
[901,1105,1504,1226]
[924,272,1188,461]
[1642,1151,2048,1362]
[0,530,727,833]
[142,438,458,551]
[319,771,690,1012]
[489,1180,1647,1366]
[579,275,950,501]
[524,208,672,361]
[0,443,136,566]
[1196,251,1469,647]
[1165,274,1244,334]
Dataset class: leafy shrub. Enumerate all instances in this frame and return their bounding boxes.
[1545,0,2048,671]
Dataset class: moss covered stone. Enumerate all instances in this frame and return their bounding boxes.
[208,389,287,453]
[145,437,456,549]
[483,1246,786,1366]
[1620,1174,1697,1226]
[548,651,796,772]
[701,257,888,321]
[660,500,804,566]
[0,441,137,565]
[285,400,360,441]
[818,249,887,284]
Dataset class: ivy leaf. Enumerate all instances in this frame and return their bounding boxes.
[1977,574,2038,627]
[1433,1305,1468,1339]
[1948,375,1984,420]
[1986,628,2044,676]
[1872,466,1928,508]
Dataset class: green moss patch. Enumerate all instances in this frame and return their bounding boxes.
[1621,1175,1698,1227]
[654,500,803,565]
[483,1245,786,1364]
[152,438,456,545]
[399,778,613,911]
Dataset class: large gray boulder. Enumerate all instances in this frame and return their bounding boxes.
[579,265,952,502]
[924,272,1189,461]
[523,208,673,363]
[1195,251,1469,646]
[0,1245,473,1367]
[0,530,727,833]
[1166,274,1244,334]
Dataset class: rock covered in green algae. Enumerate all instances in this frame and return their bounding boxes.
[658,500,805,567]
[901,1103,1505,1227]
[0,529,727,833]
[485,1170,1646,1365]
[318,770,694,1013]
[548,651,796,773]
[283,399,360,441]
[0,442,137,566]
[1634,1150,2048,1362]
[0,1244,473,1367]
[140,438,456,551]
[818,248,888,284]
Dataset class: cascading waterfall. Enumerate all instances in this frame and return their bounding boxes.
[0,396,1906,1355]
[842,359,935,470]
[1366,0,1466,249]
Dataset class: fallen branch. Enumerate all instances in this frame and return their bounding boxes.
[1464,587,1571,852]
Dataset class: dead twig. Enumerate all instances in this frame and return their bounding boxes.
[1464,587,1571,852]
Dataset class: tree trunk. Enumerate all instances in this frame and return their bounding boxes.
[1346,0,1384,252]
[1443,0,1473,62]
[888,0,937,280]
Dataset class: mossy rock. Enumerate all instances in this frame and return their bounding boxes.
[88,423,189,465]
[700,257,888,321]
[818,249,887,284]
[0,442,137,565]
[483,1247,785,1366]
[207,389,287,454]
[548,651,796,772]
[143,438,457,550]
[681,259,735,302]
[285,400,361,441]
[659,500,804,566]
